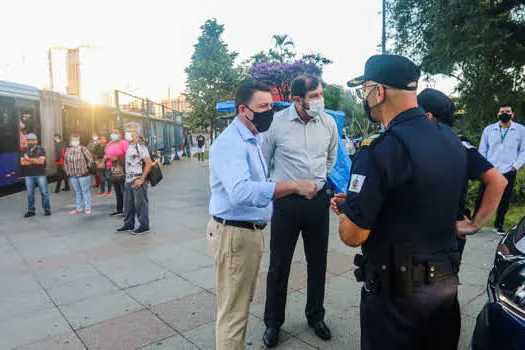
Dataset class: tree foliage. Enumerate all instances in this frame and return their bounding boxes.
[184,19,244,139]
[324,84,343,110]
[388,0,525,136]
[247,34,333,101]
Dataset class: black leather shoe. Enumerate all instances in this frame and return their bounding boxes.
[309,321,331,341]
[263,328,279,348]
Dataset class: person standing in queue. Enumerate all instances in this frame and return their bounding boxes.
[331,55,468,349]
[53,134,70,193]
[21,133,51,217]
[104,128,129,216]
[117,123,152,235]
[417,88,508,258]
[208,81,317,350]
[261,75,338,347]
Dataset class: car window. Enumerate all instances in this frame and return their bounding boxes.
[513,218,525,254]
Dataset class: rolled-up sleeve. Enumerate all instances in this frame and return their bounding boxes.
[211,141,276,208]
[326,121,338,174]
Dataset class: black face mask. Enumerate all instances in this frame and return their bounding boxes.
[499,113,512,123]
[247,107,274,133]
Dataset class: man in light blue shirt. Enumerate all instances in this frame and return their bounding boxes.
[208,81,316,350]
[476,104,525,233]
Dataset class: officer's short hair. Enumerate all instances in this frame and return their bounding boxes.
[500,104,512,110]
[234,81,272,115]
[291,75,321,99]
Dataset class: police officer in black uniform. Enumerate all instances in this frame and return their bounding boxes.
[417,88,508,258]
[332,55,467,349]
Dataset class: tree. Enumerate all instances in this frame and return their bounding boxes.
[387,0,525,136]
[185,19,244,141]
[323,84,343,110]
[250,62,322,102]
[269,34,296,63]
[340,90,376,138]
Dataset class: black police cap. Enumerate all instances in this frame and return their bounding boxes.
[417,88,456,121]
[347,54,421,90]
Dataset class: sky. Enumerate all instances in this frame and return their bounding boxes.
[0,0,455,103]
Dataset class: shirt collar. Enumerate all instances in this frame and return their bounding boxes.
[388,107,426,129]
[233,117,259,142]
[286,105,319,123]
[493,121,516,130]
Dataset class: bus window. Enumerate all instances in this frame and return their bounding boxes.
[17,99,40,150]
[0,96,18,154]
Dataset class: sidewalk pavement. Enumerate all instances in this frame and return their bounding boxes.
[0,159,498,349]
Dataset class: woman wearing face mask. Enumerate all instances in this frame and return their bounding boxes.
[64,134,95,215]
[103,128,129,216]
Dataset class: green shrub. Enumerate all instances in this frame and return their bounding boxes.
[466,169,525,209]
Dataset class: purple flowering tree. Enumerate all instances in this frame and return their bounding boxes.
[249,61,322,102]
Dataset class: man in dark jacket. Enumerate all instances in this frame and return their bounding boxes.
[54,134,70,193]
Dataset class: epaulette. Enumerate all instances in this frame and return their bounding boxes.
[360,133,385,148]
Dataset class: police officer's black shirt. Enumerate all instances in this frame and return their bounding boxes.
[456,134,493,219]
[340,108,468,262]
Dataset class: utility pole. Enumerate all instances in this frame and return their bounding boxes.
[382,0,387,55]
[48,49,54,90]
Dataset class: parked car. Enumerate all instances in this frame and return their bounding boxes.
[472,216,525,349]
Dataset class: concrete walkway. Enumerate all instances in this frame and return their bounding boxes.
[0,159,499,349]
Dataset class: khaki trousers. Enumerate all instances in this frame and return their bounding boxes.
[207,219,264,350]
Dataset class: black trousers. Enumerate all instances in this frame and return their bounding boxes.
[475,170,517,230]
[54,165,70,192]
[264,190,330,329]
[114,182,125,213]
[361,275,460,350]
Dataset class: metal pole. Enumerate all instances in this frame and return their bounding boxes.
[48,49,54,90]
[382,0,387,55]
[114,90,121,129]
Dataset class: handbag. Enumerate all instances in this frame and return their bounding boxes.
[81,146,97,175]
[108,160,125,183]
[136,144,163,187]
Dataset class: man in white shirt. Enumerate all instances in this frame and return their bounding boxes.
[476,104,525,234]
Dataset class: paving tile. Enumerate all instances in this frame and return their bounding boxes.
[140,334,198,350]
[0,287,54,321]
[77,309,175,350]
[34,264,102,290]
[126,275,202,307]
[59,290,143,330]
[92,256,174,288]
[459,315,477,349]
[249,291,309,336]
[148,248,212,274]
[295,305,361,349]
[459,264,491,288]
[14,331,85,350]
[0,273,42,298]
[180,265,217,290]
[326,251,355,275]
[461,293,488,318]
[183,315,292,350]
[46,273,119,306]
[0,307,71,349]
[151,290,216,332]
[273,338,318,349]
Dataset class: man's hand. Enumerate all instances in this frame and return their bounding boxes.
[295,180,317,199]
[330,193,347,215]
[133,178,144,189]
[24,154,30,160]
[456,216,481,236]
[512,167,517,172]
